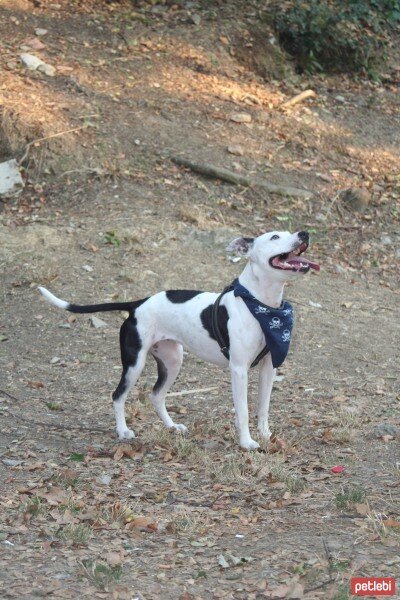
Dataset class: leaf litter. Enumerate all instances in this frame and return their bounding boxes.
[1,0,399,596]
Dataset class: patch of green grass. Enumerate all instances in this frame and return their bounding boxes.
[46,401,62,411]
[68,452,85,462]
[59,500,82,515]
[335,486,366,510]
[332,583,350,600]
[80,560,122,590]
[59,523,92,545]
[23,496,46,517]
[52,470,80,489]
[271,0,399,76]
[331,559,351,572]
[104,231,121,247]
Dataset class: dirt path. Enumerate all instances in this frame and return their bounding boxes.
[1,1,399,599]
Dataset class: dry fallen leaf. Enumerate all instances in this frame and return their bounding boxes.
[383,518,400,528]
[113,444,135,460]
[105,551,124,567]
[27,380,44,389]
[355,503,369,516]
[126,516,158,532]
[37,487,69,505]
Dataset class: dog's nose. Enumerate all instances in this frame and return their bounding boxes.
[298,231,309,242]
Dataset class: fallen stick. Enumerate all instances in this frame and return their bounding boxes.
[167,386,220,398]
[18,125,88,166]
[280,89,317,110]
[172,156,313,199]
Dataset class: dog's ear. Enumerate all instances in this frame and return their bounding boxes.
[226,237,254,255]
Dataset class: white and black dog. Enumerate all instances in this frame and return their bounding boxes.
[39,230,319,450]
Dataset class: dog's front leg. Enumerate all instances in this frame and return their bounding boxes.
[230,363,259,450]
[257,354,275,441]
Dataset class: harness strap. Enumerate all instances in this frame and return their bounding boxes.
[211,281,270,369]
[211,283,233,361]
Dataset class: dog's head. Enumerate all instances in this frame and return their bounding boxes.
[227,230,320,280]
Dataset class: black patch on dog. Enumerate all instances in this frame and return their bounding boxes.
[68,297,148,314]
[200,304,230,349]
[112,314,142,401]
[166,290,202,303]
[152,356,168,394]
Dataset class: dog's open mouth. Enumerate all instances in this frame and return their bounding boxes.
[269,242,320,273]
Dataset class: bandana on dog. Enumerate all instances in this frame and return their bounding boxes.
[233,279,294,368]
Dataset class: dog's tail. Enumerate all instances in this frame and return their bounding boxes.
[38,287,147,314]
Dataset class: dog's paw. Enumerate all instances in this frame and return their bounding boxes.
[240,438,260,451]
[118,428,135,440]
[257,426,272,441]
[171,423,188,435]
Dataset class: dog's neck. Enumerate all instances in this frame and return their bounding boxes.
[238,262,285,308]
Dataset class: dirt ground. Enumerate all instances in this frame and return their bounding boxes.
[0,1,399,599]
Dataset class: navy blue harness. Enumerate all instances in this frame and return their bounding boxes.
[211,279,294,368]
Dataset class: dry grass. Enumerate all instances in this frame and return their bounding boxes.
[58,523,93,545]
[172,505,211,534]
[102,501,139,526]
[80,560,123,590]
[365,510,400,542]
[177,205,212,229]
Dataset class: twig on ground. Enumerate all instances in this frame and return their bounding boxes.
[304,538,336,594]
[59,167,104,178]
[167,386,220,398]
[171,156,313,199]
[18,125,88,166]
[280,89,317,110]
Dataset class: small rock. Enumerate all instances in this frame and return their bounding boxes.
[90,316,108,329]
[37,63,56,77]
[368,423,398,439]
[396,249,400,259]
[20,52,44,70]
[0,159,24,195]
[317,172,332,183]
[58,323,71,329]
[50,356,60,364]
[309,300,322,308]
[97,474,112,485]
[20,53,55,77]
[2,459,23,467]
[82,264,93,272]
[335,264,346,274]
[380,235,392,246]
[340,188,371,212]
[227,144,244,156]
[35,28,48,36]
[315,212,325,221]
[189,13,201,25]
[335,95,346,103]
[230,112,252,124]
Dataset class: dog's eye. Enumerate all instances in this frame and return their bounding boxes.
[270,234,280,240]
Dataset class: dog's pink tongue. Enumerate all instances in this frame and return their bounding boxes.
[290,256,320,271]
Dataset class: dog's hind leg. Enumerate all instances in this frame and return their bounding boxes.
[112,316,148,440]
[150,340,187,433]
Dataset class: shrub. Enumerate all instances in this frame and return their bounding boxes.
[270,0,400,75]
